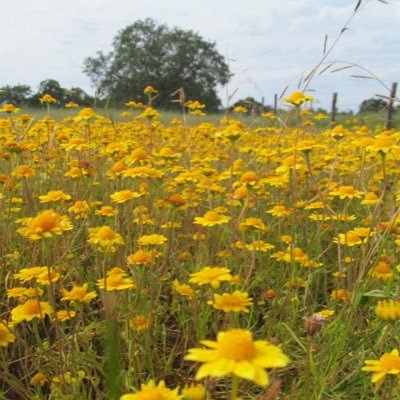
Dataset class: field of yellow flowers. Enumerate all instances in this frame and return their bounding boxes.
[1,90,400,400]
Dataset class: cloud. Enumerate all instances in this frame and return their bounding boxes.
[1,0,398,111]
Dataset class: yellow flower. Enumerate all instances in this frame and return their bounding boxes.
[30,373,48,386]
[361,192,380,205]
[261,112,276,119]
[314,309,335,319]
[331,289,348,301]
[173,280,196,299]
[75,107,96,121]
[144,85,158,95]
[39,94,57,104]
[64,166,87,178]
[125,100,146,109]
[375,300,400,321]
[194,211,230,227]
[121,379,181,400]
[367,134,397,154]
[138,234,167,246]
[65,101,79,108]
[12,165,36,178]
[14,266,48,282]
[208,291,253,313]
[185,329,290,386]
[61,283,97,303]
[68,200,90,218]
[137,107,160,120]
[283,91,313,106]
[61,137,93,152]
[369,262,394,281]
[97,268,136,291]
[17,210,73,240]
[39,190,72,203]
[233,106,248,113]
[11,299,53,323]
[88,226,124,252]
[334,231,363,246]
[7,287,43,299]
[185,100,205,110]
[36,268,61,285]
[110,189,142,203]
[181,383,206,400]
[239,171,259,185]
[0,103,20,113]
[239,218,267,232]
[55,310,76,321]
[233,186,248,200]
[329,186,364,200]
[189,267,233,289]
[362,349,400,389]
[95,205,118,217]
[267,205,291,218]
[314,113,327,120]
[0,322,16,346]
[127,250,153,266]
[128,148,148,161]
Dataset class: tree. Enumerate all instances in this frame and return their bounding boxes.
[64,87,94,106]
[37,79,65,102]
[83,18,231,111]
[0,84,32,105]
[359,98,388,113]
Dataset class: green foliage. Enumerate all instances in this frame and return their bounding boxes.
[0,79,93,108]
[0,84,32,105]
[359,97,388,113]
[82,18,231,111]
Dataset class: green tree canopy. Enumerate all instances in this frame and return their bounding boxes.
[82,18,231,111]
[359,98,388,113]
[0,84,32,105]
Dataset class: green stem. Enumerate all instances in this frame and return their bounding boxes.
[231,375,239,400]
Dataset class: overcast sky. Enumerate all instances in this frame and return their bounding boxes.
[2,0,399,111]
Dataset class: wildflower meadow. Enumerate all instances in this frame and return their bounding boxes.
[0,84,399,400]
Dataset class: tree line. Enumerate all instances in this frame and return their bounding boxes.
[0,80,94,108]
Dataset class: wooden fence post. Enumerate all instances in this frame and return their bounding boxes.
[331,92,338,123]
[274,94,278,113]
[386,82,397,130]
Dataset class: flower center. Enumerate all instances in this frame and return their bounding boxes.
[217,329,256,361]
[31,212,58,232]
[24,300,41,315]
[375,262,392,274]
[339,186,355,195]
[97,226,116,240]
[204,212,221,222]
[137,392,166,400]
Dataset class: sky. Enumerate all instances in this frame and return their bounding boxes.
[1,0,399,112]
